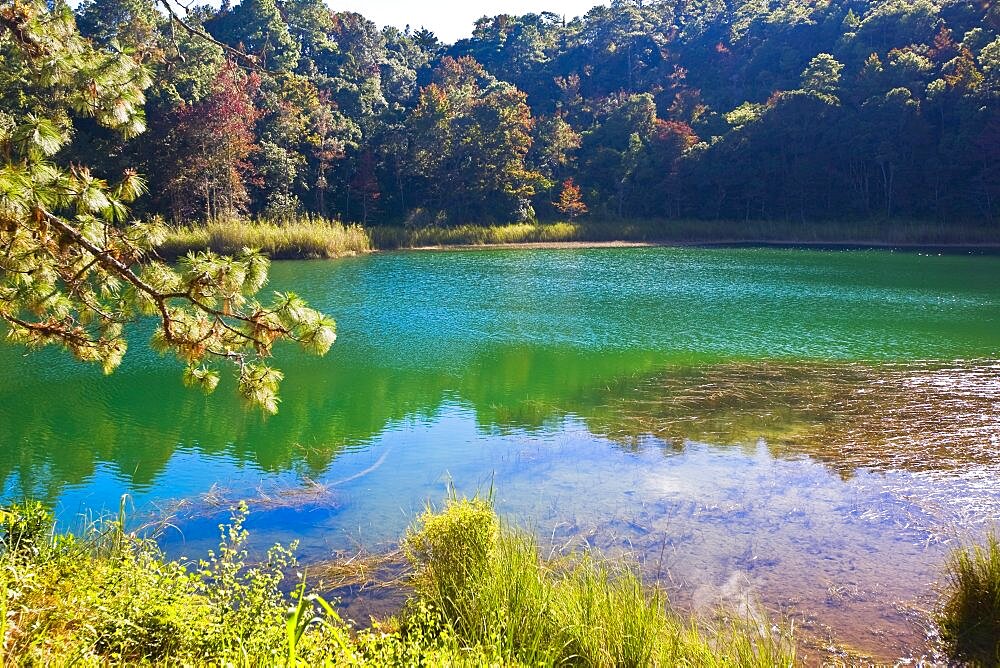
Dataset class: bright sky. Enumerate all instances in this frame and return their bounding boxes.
[331,0,606,43]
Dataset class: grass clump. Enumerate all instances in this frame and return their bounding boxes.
[159,216,372,259]
[404,495,797,667]
[938,534,1000,665]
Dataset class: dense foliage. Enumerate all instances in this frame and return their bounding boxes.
[13,0,998,227]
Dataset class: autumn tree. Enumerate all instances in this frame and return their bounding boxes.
[162,62,261,221]
[554,179,588,219]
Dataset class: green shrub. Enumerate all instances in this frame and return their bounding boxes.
[0,500,53,558]
[939,534,1000,665]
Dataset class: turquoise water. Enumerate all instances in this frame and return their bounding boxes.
[1,247,999,659]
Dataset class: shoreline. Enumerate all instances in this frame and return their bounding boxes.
[156,219,1000,260]
[396,238,1000,253]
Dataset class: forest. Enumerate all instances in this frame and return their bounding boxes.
[9,0,1000,228]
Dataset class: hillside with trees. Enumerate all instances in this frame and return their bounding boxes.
[6,0,1000,228]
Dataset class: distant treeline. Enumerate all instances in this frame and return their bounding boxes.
[67,0,1000,225]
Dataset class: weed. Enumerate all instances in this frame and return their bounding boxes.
[939,534,1000,665]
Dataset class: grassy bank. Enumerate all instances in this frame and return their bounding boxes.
[0,496,795,666]
[158,218,1000,260]
[158,218,371,259]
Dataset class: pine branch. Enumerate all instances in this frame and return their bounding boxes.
[153,0,264,72]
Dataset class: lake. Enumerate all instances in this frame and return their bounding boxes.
[2,246,999,661]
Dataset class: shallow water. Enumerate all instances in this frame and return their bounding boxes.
[1,247,998,660]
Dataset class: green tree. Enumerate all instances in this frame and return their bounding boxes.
[406,57,541,222]
[800,53,844,96]
[0,1,334,413]
[981,37,1000,98]
[76,0,160,57]
[207,0,300,71]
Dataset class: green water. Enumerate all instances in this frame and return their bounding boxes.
[1,247,999,658]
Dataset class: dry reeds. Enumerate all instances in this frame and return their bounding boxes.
[159,217,371,259]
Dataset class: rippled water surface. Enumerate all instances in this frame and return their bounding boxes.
[2,247,999,661]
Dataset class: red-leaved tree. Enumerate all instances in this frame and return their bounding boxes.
[163,61,261,221]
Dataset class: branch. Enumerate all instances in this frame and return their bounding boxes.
[154,0,264,72]
[0,312,96,349]
[40,211,291,351]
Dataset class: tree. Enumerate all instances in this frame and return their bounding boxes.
[307,96,354,217]
[207,0,300,71]
[554,178,588,219]
[349,149,381,224]
[76,0,161,58]
[943,47,984,93]
[405,57,541,223]
[801,53,844,96]
[529,114,582,216]
[162,62,261,221]
[981,37,1000,100]
[0,1,334,413]
[577,93,657,216]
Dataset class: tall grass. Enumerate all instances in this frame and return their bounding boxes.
[371,221,586,248]
[404,496,797,667]
[159,217,371,259]
[938,534,1000,665]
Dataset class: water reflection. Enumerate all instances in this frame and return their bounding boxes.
[0,345,666,501]
[4,347,996,504]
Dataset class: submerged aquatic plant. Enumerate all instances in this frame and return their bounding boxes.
[938,534,1000,665]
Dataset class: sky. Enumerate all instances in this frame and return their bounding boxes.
[332,0,607,43]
